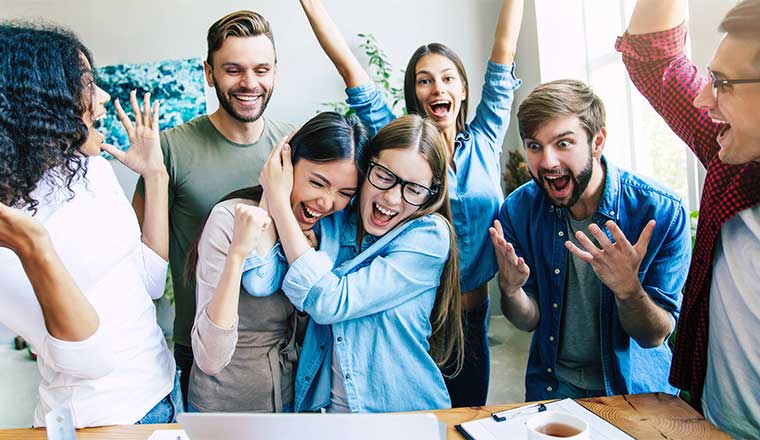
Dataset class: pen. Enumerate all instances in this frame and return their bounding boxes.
[491,403,547,422]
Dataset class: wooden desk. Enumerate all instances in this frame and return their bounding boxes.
[0,393,727,439]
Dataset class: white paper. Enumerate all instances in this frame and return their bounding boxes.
[457,399,634,440]
[147,429,189,440]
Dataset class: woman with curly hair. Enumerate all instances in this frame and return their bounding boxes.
[0,23,179,427]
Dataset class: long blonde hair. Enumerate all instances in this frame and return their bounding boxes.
[359,114,464,377]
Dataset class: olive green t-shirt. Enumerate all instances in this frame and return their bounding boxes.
[135,115,294,347]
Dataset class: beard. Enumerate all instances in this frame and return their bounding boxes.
[213,77,272,123]
[532,149,594,209]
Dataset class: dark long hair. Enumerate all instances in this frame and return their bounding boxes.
[403,43,470,134]
[0,22,95,212]
[356,115,464,377]
[184,111,369,281]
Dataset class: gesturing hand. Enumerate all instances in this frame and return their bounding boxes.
[259,135,295,210]
[100,90,165,177]
[489,219,530,295]
[229,204,272,259]
[0,202,49,257]
[565,219,655,300]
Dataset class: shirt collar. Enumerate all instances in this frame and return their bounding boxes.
[595,156,621,221]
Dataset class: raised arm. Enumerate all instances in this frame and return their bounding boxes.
[489,0,524,65]
[627,0,686,35]
[104,90,169,260]
[300,0,370,88]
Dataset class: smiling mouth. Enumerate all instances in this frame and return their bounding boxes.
[372,202,398,223]
[232,93,262,104]
[428,100,452,117]
[301,202,323,220]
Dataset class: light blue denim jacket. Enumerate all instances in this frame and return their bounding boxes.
[498,158,691,401]
[346,61,521,292]
[242,210,451,412]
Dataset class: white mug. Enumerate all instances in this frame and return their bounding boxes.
[526,411,590,439]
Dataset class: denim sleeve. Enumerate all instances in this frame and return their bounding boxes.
[468,61,522,156]
[498,197,538,298]
[240,242,288,297]
[640,203,690,321]
[346,82,396,137]
[282,216,450,325]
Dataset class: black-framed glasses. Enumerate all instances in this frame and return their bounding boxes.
[708,67,760,100]
[367,161,437,206]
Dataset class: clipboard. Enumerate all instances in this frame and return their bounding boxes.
[454,399,635,440]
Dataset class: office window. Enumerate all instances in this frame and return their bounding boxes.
[534,0,701,210]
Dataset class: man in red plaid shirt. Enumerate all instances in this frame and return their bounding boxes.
[617,1,760,437]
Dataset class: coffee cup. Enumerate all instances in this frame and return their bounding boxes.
[526,411,590,439]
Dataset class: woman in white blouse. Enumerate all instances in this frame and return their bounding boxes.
[0,23,178,427]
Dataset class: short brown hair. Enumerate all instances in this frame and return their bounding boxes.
[720,0,760,67]
[517,79,605,142]
[206,10,275,66]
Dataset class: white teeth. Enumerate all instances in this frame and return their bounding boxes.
[234,95,260,102]
[374,202,397,217]
[544,175,564,180]
[303,205,321,219]
[431,100,450,106]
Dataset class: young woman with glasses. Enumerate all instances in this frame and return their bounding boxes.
[299,0,524,405]
[244,114,464,412]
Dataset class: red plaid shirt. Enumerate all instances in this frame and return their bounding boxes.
[616,24,760,407]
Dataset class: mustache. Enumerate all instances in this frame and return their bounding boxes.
[229,87,265,96]
[537,167,572,180]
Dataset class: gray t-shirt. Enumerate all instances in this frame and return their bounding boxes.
[136,116,294,348]
[555,212,605,391]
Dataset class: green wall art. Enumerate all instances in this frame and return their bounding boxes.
[96,57,207,154]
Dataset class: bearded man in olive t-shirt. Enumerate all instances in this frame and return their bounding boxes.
[133,10,293,406]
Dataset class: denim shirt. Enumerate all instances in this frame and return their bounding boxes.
[242,210,452,412]
[346,61,521,292]
[498,158,691,401]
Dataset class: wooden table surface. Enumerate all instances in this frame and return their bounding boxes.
[0,393,728,439]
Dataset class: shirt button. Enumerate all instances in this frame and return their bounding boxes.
[547,386,553,392]
[610,211,615,216]
[336,337,342,342]
[549,336,555,342]
[345,374,351,380]
[305,376,311,381]
[558,231,564,237]
[319,345,325,350]
[552,303,558,309]
[554,268,560,275]
[547,368,553,373]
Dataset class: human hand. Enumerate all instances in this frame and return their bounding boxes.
[229,204,272,259]
[259,136,294,211]
[489,219,530,295]
[0,202,50,257]
[101,90,165,177]
[565,219,655,300]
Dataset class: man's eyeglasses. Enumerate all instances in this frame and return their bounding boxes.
[367,161,437,206]
[708,67,760,100]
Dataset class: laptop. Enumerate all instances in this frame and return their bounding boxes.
[177,412,443,440]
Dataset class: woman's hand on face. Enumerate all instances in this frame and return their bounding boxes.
[259,135,295,211]
[229,204,272,259]
[0,202,50,258]
[101,90,166,178]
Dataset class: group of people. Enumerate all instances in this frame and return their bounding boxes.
[0,0,757,438]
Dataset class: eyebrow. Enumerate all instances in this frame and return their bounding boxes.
[415,67,456,76]
[220,62,272,69]
[525,131,576,144]
[312,172,357,191]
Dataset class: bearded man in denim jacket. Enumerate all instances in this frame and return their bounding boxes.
[490,79,691,401]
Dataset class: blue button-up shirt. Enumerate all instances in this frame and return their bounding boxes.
[242,210,452,412]
[346,61,521,292]
[498,159,690,401]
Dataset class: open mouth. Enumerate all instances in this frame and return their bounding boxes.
[716,123,731,146]
[544,175,572,194]
[371,201,398,225]
[232,93,262,105]
[428,100,452,118]
[301,202,323,220]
